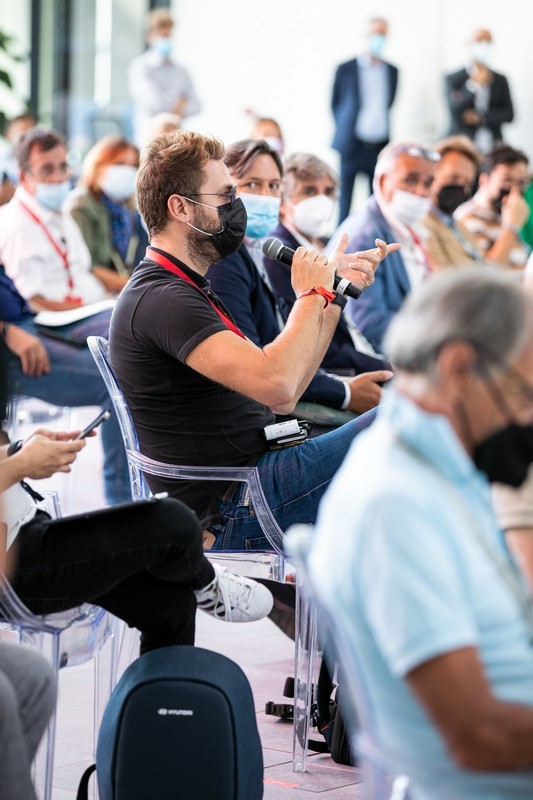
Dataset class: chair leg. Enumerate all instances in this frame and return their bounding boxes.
[29,633,61,800]
[292,571,318,773]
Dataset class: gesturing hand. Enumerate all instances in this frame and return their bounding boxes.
[329,233,401,292]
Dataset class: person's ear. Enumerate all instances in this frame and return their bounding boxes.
[435,340,478,398]
[167,194,190,223]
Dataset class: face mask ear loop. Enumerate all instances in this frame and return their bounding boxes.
[477,358,515,421]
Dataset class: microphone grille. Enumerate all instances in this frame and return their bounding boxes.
[262,237,283,259]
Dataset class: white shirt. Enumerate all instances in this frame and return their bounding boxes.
[355,55,389,143]
[128,50,201,145]
[3,483,37,550]
[0,186,106,304]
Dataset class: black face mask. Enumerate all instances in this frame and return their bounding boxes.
[436,184,469,215]
[492,188,510,215]
[189,197,247,259]
[473,424,533,486]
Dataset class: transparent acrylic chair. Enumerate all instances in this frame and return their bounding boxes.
[285,524,410,799]
[87,335,320,771]
[0,493,121,800]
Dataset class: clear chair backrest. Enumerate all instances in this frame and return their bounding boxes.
[285,524,409,799]
[87,336,148,500]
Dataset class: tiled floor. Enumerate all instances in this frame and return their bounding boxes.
[12,401,363,798]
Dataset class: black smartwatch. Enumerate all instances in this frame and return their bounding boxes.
[331,293,348,310]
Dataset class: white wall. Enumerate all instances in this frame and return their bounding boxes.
[173,0,533,171]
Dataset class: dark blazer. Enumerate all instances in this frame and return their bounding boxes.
[445,68,513,141]
[264,222,387,373]
[207,246,346,409]
[331,57,398,155]
[338,198,410,352]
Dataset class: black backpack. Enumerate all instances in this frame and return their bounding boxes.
[308,657,354,766]
[77,645,264,800]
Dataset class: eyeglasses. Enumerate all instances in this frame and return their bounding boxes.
[391,144,441,163]
[503,365,533,405]
[187,184,237,207]
[27,164,73,181]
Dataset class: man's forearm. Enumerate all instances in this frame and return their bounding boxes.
[291,303,342,402]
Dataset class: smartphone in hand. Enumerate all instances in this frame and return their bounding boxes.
[75,409,111,440]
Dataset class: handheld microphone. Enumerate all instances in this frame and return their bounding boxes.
[262,237,361,300]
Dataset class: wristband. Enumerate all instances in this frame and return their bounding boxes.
[331,293,348,310]
[7,439,23,457]
[296,286,336,309]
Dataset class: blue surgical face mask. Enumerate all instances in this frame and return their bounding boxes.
[152,37,173,59]
[368,33,387,58]
[34,180,71,211]
[240,193,281,238]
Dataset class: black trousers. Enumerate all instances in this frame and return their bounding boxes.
[338,139,388,224]
[10,497,215,655]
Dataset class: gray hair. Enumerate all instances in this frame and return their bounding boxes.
[282,152,337,198]
[374,140,439,178]
[384,267,533,375]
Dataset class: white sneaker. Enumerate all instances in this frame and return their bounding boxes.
[194,563,274,623]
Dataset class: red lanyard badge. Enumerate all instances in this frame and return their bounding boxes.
[146,247,246,339]
[18,197,82,304]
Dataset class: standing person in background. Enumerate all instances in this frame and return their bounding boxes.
[331,17,399,225]
[128,9,200,146]
[445,28,514,155]
[65,136,145,293]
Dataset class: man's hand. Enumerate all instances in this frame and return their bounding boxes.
[330,234,401,292]
[346,370,393,414]
[12,431,86,480]
[462,108,481,125]
[290,247,336,297]
[4,324,50,377]
[501,186,530,231]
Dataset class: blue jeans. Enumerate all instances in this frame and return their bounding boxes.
[210,408,376,550]
[6,315,130,505]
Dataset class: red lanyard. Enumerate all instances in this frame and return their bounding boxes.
[407,226,433,274]
[146,247,246,339]
[18,197,81,302]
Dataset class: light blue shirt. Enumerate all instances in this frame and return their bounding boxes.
[355,56,389,143]
[311,390,533,799]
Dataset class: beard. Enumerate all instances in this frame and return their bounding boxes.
[185,205,223,270]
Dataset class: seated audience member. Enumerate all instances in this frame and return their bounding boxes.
[110,131,399,551]
[207,139,391,416]
[248,112,285,154]
[0,127,107,311]
[0,346,56,800]
[0,267,130,505]
[423,135,484,269]
[65,135,143,293]
[311,268,533,798]
[0,112,38,207]
[142,111,182,144]
[1,410,273,653]
[264,151,390,373]
[455,143,530,269]
[492,468,533,591]
[328,141,438,352]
